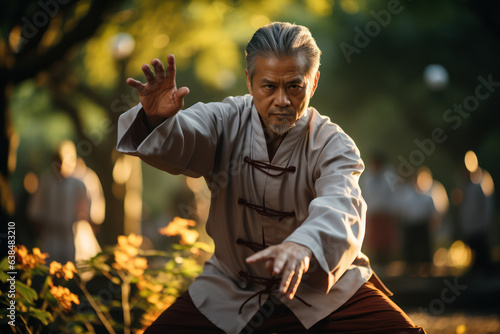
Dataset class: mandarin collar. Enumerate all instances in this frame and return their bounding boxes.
[250,102,311,165]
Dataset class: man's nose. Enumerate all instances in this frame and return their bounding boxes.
[274,87,290,107]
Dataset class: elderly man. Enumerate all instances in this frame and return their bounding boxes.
[117,22,425,334]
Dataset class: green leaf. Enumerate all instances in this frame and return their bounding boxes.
[0,271,10,283]
[165,260,176,271]
[141,249,170,257]
[28,307,53,325]
[172,244,187,251]
[15,281,38,303]
[0,256,10,271]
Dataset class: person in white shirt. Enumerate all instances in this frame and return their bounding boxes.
[117,22,426,334]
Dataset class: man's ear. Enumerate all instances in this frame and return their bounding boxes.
[245,69,253,96]
[309,71,320,98]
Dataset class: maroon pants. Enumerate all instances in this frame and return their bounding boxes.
[144,277,426,334]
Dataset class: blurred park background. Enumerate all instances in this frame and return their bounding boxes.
[1,0,500,333]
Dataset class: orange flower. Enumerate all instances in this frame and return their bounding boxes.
[113,234,148,277]
[15,245,49,270]
[118,233,143,248]
[159,217,199,245]
[49,283,80,311]
[49,261,62,275]
[50,261,77,280]
[17,245,28,258]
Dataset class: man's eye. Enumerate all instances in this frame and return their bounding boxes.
[264,85,274,89]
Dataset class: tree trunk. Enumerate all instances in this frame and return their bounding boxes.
[0,83,13,220]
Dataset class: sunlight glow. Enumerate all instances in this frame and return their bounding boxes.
[123,156,142,235]
[480,170,495,197]
[113,155,132,184]
[447,240,472,269]
[430,181,449,214]
[73,220,102,262]
[416,166,433,193]
[24,172,38,194]
[464,150,478,173]
[74,159,105,225]
[59,140,77,177]
[124,191,142,235]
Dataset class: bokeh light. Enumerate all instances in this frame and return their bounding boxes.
[464,150,479,173]
[58,140,77,178]
[423,64,449,91]
[24,172,38,194]
[416,166,433,193]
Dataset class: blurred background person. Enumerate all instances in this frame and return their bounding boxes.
[395,167,437,276]
[28,141,92,263]
[361,151,399,264]
[458,150,495,276]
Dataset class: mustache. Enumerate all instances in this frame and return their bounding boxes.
[269,108,294,115]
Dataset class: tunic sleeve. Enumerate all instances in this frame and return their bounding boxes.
[116,96,245,178]
[284,128,367,294]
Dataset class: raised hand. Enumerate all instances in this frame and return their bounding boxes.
[246,242,312,300]
[126,54,190,127]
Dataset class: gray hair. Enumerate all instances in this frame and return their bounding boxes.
[245,22,321,83]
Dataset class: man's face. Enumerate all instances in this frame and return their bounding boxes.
[246,55,319,136]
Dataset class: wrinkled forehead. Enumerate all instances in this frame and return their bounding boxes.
[252,54,311,82]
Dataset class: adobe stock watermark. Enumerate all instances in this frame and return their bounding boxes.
[17,0,73,48]
[419,277,467,315]
[340,0,412,64]
[237,292,282,334]
[384,73,500,190]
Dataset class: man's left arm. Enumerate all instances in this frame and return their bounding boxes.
[247,132,366,299]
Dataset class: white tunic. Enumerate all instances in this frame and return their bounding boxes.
[117,94,373,334]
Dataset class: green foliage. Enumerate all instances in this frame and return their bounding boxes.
[0,229,211,334]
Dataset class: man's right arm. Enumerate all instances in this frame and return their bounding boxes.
[117,94,248,179]
[116,99,221,178]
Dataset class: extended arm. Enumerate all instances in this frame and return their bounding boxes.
[284,135,366,294]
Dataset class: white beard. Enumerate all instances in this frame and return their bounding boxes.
[269,121,296,136]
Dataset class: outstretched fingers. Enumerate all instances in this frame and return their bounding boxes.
[280,266,295,294]
[165,54,177,84]
[126,78,145,91]
[281,263,306,299]
[151,58,165,80]
[246,243,312,300]
[142,64,155,83]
